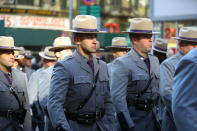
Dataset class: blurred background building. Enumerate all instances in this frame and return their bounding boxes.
[0,0,197,54]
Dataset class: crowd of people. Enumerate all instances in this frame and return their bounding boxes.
[0,15,196,131]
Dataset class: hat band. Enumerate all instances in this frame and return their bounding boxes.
[154,46,167,52]
[130,29,152,33]
[44,53,56,59]
[74,28,98,32]
[0,46,14,49]
[178,36,197,41]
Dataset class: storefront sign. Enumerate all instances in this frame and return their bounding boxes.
[0,14,69,30]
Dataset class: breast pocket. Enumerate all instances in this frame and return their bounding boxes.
[74,76,92,98]
[0,85,19,109]
[0,86,11,106]
[128,74,148,93]
[15,88,26,105]
[99,76,109,96]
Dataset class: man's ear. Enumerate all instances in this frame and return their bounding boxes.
[55,52,61,58]
[73,36,81,45]
[131,37,138,45]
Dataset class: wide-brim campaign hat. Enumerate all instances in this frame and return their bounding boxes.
[122,18,159,34]
[14,50,25,59]
[153,38,168,54]
[64,15,107,33]
[49,37,76,51]
[174,27,197,42]
[0,36,20,51]
[39,46,57,60]
[105,37,130,51]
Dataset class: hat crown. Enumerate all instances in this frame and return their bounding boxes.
[73,15,97,30]
[0,36,14,47]
[129,18,153,31]
[53,37,72,47]
[43,46,56,57]
[112,37,127,47]
[14,50,24,59]
[179,27,197,39]
[154,38,167,50]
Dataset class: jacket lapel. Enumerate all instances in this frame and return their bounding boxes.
[11,68,18,90]
[74,51,92,74]
[93,57,99,77]
[0,70,10,87]
[149,55,155,75]
[130,49,149,73]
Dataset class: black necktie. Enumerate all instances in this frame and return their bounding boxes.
[87,59,94,73]
[4,73,12,86]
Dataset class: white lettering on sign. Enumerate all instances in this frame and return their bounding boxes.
[0,14,69,30]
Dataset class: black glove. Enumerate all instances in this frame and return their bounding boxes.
[55,125,65,131]
[117,112,130,131]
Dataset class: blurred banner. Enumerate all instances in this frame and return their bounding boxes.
[0,14,69,30]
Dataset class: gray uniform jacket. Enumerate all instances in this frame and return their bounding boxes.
[172,48,197,131]
[0,68,32,131]
[160,52,183,131]
[38,66,53,109]
[28,67,45,105]
[47,51,115,131]
[111,48,160,131]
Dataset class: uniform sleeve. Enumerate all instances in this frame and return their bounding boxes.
[111,59,135,128]
[102,63,116,128]
[47,61,72,130]
[172,58,197,131]
[160,61,174,111]
[23,73,33,131]
[28,72,38,105]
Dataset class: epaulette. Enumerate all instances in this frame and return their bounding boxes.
[64,55,73,60]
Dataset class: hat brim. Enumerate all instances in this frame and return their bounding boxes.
[173,37,197,43]
[39,52,57,60]
[105,46,131,51]
[49,45,76,51]
[153,47,167,54]
[14,55,24,60]
[64,29,107,34]
[96,48,105,52]
[122,31,160,35]
[0,46,21,51]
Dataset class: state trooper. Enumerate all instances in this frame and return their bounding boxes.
[28,46,57,131]
[38,37,75,131]
[160,27,197,131]
[111,18,160,131]
[0,36,32,131]
[172,48,197,131]
[153,38,168,64]
[16,48,35,80]
[105,37,130,85]
[47,15,115,131]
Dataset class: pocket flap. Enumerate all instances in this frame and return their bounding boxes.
[99,75,109,82]
[132,74,148,81]
[74,76,91,84]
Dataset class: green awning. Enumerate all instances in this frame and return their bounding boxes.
[5,28,62,46]
[5,28,132,47]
